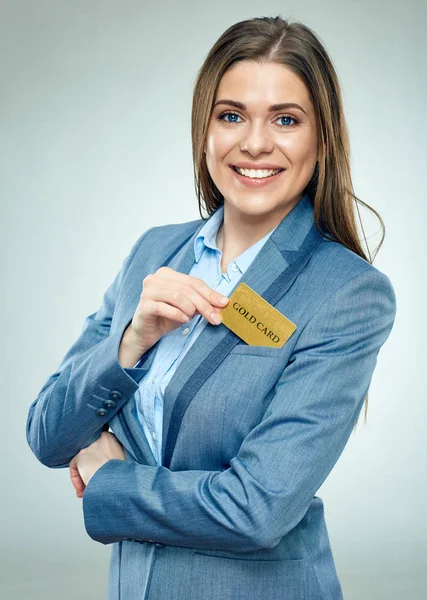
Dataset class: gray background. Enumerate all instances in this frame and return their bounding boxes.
[1,1,425,598]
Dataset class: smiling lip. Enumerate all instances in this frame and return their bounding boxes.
[229,165,285,187]
[231,162,285,170]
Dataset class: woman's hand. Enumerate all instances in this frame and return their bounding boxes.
[69,432,126,498]
[128,266,229,352]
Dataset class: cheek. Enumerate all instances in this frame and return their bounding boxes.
[205,134,217,161]
[277,131,317,166]
[205,141,218,176]
[206,128,236,164]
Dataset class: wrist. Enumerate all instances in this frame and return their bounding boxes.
[118,325,149,368]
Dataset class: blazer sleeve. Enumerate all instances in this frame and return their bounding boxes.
[81,267,397,552]
[26,228,153,468]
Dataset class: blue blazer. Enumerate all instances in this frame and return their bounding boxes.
[26,194,396,600]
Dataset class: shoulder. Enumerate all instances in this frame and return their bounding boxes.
[311,236,394,287]
[123,217,205,276]
[307,236,396,319]
[276,237,397,355]
[127,216,204,257]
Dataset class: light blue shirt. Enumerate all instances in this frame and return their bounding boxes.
[132,204,278,464]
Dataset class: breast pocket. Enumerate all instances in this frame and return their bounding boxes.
[229,342,287,357]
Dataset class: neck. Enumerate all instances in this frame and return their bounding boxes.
[216,208,277,259]
[216,195,303,258]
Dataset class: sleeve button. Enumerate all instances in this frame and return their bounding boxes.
[95,408,108,417]
[103,400,116,409]
[109,390,123,401]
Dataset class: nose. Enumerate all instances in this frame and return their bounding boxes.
[239,121,274,156]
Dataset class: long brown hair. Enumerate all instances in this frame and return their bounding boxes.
[191,16,386,424]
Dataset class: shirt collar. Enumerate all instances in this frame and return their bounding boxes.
[194,205,224,263]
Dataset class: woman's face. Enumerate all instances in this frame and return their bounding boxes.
[205,60,318,223]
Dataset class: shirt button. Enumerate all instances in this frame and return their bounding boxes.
[231,263,239,272]
[182,327,190,336]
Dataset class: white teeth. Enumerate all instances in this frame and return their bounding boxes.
[235,167,282,179]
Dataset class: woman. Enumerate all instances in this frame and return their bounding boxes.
[26,16,396,600]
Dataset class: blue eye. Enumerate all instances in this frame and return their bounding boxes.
[219,112,241,124]
[217,111,299,127]
[278,115,297,127]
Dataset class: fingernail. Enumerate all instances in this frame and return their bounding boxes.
[218,296,228,305]
[210,311,221,324]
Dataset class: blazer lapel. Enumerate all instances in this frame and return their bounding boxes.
[161,193,325,468]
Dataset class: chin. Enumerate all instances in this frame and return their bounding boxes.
[227,195,287,213]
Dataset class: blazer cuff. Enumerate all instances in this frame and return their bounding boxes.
[123,353,150,383]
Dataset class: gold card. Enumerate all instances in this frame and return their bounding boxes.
[218,282,296,348]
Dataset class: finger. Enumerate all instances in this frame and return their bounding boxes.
[146,298,192,325]
[144,276,228,325]
[70,466,85,495]
[142,275,198,320]
[69,457,86,496]
[155,268,229,306]
[176,280,227,324]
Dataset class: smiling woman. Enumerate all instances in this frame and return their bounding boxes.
[26,14,396,600]
[192,19,385,268]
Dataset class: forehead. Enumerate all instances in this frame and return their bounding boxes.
[215,60,313,114]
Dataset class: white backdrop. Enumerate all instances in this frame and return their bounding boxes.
[1,1,425,598]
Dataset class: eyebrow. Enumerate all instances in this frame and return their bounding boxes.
[214,99,308,116]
